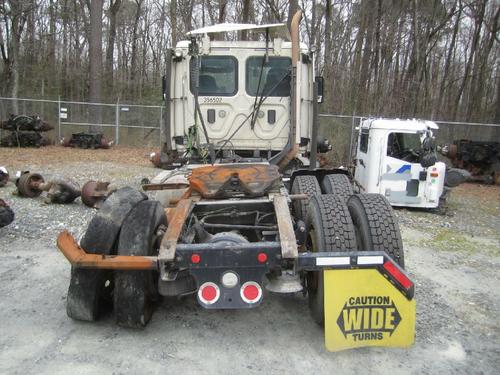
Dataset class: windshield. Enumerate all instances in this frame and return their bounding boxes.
[387,132,423,161]
[190,56,238,96]
[246,56,291,97]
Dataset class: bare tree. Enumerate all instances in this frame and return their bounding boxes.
[105,0,122,98]
[89,0,103,127]
[1,0,498,124]
[0,0,30,111]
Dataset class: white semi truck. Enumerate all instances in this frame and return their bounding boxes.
[353,118,447,209]
[56,13,416,352]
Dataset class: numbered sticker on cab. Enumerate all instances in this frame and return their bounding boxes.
[324,269,416,352]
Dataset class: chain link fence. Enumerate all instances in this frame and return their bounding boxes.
[1,97,498,166]
[0,97,163,147]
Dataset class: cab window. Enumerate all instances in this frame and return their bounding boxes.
[387,132,422,162]
[190,56,238,96]
[359,129,369,153]
[246,56,291,97]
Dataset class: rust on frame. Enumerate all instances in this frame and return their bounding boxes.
[142,182,190,191]
[189,164,280,198]
[273,194,298,259]
[57,231,157,270]
[159,198,193,261]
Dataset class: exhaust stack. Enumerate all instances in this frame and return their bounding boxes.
[277,10,302,171]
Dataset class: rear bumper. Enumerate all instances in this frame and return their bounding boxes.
[57,231,157,270]
[57,230,414,301]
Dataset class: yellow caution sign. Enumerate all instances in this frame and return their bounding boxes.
[324,269,416,352]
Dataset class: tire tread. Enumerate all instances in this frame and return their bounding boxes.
[321,174,353,202]
[347,194,404,267]
[291,175,321,220]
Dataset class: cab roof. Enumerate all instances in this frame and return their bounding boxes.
[187,23,289,39]
[361,118,439,131]
[175,39,309,52]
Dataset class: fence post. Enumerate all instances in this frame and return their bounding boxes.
[159,106,163,147]
[58,96,61,141]
[115,101,120,145]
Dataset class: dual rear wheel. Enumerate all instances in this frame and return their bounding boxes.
[293,174,404,325]
[66,188,166,328]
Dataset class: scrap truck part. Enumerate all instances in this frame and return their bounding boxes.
[149,150,182,169]
[188,164,281,198]
[0,131,50,148]
[0,198,15,228]
[43,179,81,204]
[440,139,499,184]
[0,114,53,132]
[0,166,9,187]
[16,172,45,197]
[81,180,115,208]
[15,172,81,203]
[62,132,113,149]
[444,168,470,188]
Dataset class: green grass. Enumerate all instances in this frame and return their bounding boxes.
[422,228,500,256]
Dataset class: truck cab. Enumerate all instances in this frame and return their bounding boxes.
[354,118,446,208]
[159,23,320,167]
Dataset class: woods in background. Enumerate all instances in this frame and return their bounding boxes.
[0,0,499,123]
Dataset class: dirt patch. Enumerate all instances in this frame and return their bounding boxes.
[0,145,156,171]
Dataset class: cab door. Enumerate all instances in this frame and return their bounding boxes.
[354,128,372,191]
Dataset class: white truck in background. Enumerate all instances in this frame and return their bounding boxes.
[353,118,448,209]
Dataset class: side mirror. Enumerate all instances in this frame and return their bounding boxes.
[162,75,167,101]
[315,76,324,103]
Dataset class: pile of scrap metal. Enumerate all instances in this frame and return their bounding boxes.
[439,139,500,185]
[14,172,115,207]
[0,114,52,147]
[61,132,113,149]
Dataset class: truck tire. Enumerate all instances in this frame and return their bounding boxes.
[114,200,166,328]
[291,175,321,221]
[347,194,404,268]
[321,174,353,202]
[66,187,147,321]
[305,194,357,326]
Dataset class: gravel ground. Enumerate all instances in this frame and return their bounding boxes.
[0,147,499,375]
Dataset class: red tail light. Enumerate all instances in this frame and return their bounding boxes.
[257,252,268,263]
[198,282,220,305]
[383,261,413,290]
[240,281,262,304]
[191,254,201,264]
